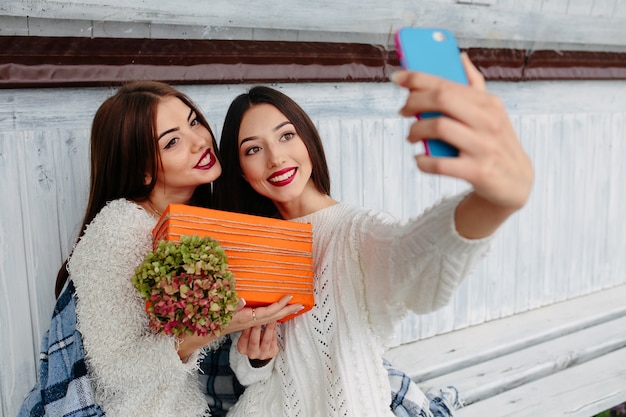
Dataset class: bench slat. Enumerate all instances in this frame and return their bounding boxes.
[385,284,626,382]
[455,347,626,417]
[420,315,626,405]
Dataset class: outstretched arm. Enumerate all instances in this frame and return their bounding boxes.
[392,53,534,239]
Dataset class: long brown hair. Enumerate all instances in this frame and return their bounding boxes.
[55,81,218,297]
[213,86,330,217]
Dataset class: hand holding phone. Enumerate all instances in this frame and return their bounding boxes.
[394,27,468,157]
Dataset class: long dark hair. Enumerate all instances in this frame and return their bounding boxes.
[214,86,330,217]
[55,81,218,297]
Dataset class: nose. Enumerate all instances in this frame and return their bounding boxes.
[266,143,285,168]
[190,128,209,152]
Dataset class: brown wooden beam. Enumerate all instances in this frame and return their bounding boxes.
[1,36,625,88]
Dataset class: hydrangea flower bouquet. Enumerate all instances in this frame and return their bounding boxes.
[132,234,239,337]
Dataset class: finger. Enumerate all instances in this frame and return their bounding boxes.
[393,72,449,117]
[256,296,304,322]
[225,299,305,334]
[259,323,279,359]
[245,325,264,358]
[391,54,484,92]
[415,153,476,180]
[406,116,480,154]
[237,328,251,354]
[460,52,486,91]
[260,322,277,350]
[272,295,294,309]
[399,84,493,130]
[393,66,494,129]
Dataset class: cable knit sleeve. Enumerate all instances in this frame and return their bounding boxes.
[68,199,208,417]
[229,331,276,386]
[356,192,492,343]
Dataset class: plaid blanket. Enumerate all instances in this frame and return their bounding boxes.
[200,339,452,417]
[18,280,105,417]
[18,281,455,417]
[198,336,245,416]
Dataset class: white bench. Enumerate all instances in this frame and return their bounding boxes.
[385,283,626,417]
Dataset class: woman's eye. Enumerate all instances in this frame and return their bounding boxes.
[245,146,261,156]
[164,137,179,149]
[190,117,199,127]
[280,132,295,141]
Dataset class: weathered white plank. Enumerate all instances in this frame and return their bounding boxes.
[339,119,365,206]
[0,132,37,417]
[4,82,626,134]
[509,115,533,314]
[0,87,111,131]
[615,0,626,17]
[317,118,344,199]
[567,0,594,15]
[361,119,385,211]
[421,314,626,405]
[53,129,90,260]
[381,119,406,219]
[591,0,619,17]
[17,131,66,335]
[28,16,94,37]
[1,0,625,49]
[587,113,612,291]
[384,283,626,381]
[607,112,626,288]
[540,0,569,13]
[456,347,626,417]
[518,115,544,310]
[0,14,28,36]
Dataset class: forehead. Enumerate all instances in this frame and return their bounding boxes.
[155,97,190,125]
[239,104,289,138]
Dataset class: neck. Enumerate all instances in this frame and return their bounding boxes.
[146,198,162,219]
[145,187,196,219]
[276,192,336,220]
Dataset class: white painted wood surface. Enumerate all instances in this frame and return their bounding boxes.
[2,79,626,415]
[457,348,626,417]
[385,282,626,381]
[1,0,626,51]
[387,284,626,416]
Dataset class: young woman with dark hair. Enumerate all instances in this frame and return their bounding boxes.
[21,81,300,417]
[214,54,533,417]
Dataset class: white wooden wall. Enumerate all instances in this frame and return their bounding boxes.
[2,80,626,416]
[2,0,626,415]
[1,0,625,52]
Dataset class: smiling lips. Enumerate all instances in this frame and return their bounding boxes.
[268,167,297,186]
[195,149,215,170]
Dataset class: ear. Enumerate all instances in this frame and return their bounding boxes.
[144,172,152,186]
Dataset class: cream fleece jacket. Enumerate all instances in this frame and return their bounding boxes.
[69,199,209,417]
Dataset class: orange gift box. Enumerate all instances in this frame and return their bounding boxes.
[152,204,314,321]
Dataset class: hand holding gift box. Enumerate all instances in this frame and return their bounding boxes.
[151,204,314,323]
[132,234,239,337]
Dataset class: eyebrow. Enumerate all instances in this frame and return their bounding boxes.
[157,108,195,140]
[239,120,292,148]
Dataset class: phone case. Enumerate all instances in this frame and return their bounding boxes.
[394,27,468,157]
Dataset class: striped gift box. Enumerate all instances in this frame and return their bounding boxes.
[152,204,314,321]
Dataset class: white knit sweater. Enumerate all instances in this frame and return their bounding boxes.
[228,193,491,417]
[68,199,210,417]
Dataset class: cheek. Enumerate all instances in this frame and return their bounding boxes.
[158,154,184,181]
[240,159,261,182]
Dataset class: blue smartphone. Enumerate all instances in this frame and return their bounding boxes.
[394,27,468,157]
